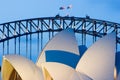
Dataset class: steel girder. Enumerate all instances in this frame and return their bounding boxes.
[0,17,120,54]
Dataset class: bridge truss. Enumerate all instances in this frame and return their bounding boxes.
[0,17,120,63]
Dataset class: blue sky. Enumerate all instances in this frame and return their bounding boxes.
[0,0,119,64]
[0,0,120,23]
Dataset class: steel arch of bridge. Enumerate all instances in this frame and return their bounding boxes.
[0,16,120,61]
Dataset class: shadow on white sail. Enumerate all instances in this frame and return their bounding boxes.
[116,52,120,77]
[117,72,120,80]
[76,32,116,80]
[45,50,80,68]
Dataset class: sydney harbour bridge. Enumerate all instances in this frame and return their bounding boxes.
[0,16,120,65]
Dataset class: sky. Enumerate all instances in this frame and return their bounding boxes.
[0,0,119,78]
[0,0,120,63]
[0,0,120,23]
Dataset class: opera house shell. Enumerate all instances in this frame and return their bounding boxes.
[1,28,119,80]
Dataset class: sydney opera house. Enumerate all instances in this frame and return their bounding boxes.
[1,28,119,80]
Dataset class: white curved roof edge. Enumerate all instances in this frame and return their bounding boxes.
[36,28,79,65]
[76,32,116,80]
[114,67,117,80]
[1,55,44,80]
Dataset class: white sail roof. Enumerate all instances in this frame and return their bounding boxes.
[41,62,76,80]
[1,55,44,80]
[37,28,79,66]
[76,32,116,80]
[41,62,93,80]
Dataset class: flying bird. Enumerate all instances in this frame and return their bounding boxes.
[59,6,65,10]
[67,5,72,9]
